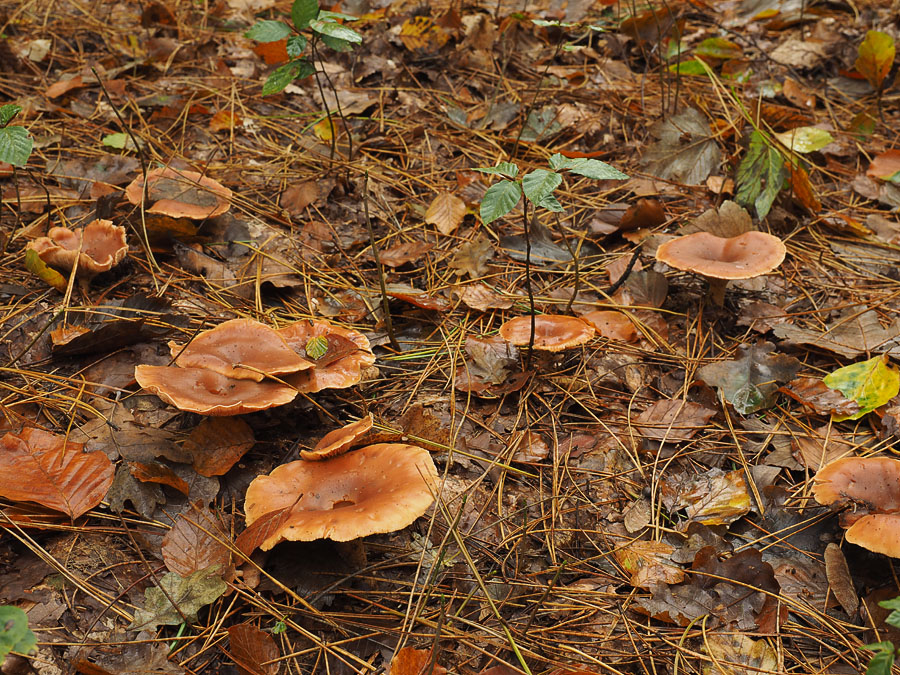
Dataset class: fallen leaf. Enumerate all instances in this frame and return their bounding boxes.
[614,540,685,589]
[681,200,752,238]
[106,464,166,518]
[184,417,256,477]
[634,399,716,442]
[380,240,433,268]
[773,308,900,358]
[228,623,279,675]
[24,248,68,292]
[130,461,191,496]
[822,355,900,420]
[425,191,467,235]
[641,107,722,185]
[791,426,856,471]
[0,427,114,519]
[280,181,318,214]
[736,130,784,220]
[129,570,227,630]
[773,126,833,154]
[449,233,494,278]
[162,505,232,576]
[788,161,821,212]
[868,150,900,185]
[660,468,751,526]
[855,30,895,91]
[390,647,447,675]
[581,310,638,342]
[702,633,777,675]
[770,38,827,69]
[780,377,861,417]
[824,542,859,616]
[235,502,296,557]
[457,335,519,386]
[209,110,241,132]
[697,341,801,414]
[455,283,514,312]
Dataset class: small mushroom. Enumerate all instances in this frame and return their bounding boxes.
[26,219,127,277]
[498,315,595,351]
[125,167,231,219]
[302,414,374,461]
[168,318,313,381]
[278,320,376,393]
[244,443,438,548]
[814,457,900,557]
[655,231,786,305]
[135,365,297,416]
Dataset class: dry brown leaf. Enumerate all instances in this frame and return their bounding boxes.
[614,540,685,589]
[390,647,446,675]
[380,241,433,268]
[581,310,638,342]
[184,417,256,477]
[780,377,861,417]
[130,461,191,496]
[161,505,231,576]
[659,468,751,526]
[456,283,514,311]
[228,623,279,675]
[824,542,858,616]
[280,181,318,215]
[773,308,900,358]
[0,428,114,519]
[634,399,716,442]
[425,191,467,235]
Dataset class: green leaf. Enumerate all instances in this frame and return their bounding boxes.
[474,162,519,178]
[244,20,292,42]
[305,335,328,360]
[25,249,69,292]
[735,130,784,220]
[291,0,319,31]
[0,104,22,127]
[535,192,563,211]
[286,35,308,58]
[773,126,834,154]
[694,37,742,60]
[102,132,128,149]
[0,125,33,167]
[521,169,562,207]
[479,180,521,224]
[318,10,359,21]
[129,570,227,630]
[309,19,362,43]
[548,153,572,171]
[855,30,895,91]
[879,597,900,628]
[320,34,355,51]
[563,157,629,180]
[823,354,900,421]
[863,643,896,675]
[0,606,36,659]
[261,60,311,96]
[668,58,709,76]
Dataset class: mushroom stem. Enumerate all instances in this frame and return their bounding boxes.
[706,277,728,306]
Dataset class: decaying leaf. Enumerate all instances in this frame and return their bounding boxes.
[641,108,722,185]
[161,505,232,577]
[455,283,514,312]
[659,468,751,526]
[697,341,801,414]
[129,570,227,630]
[736,130,784,220]
[773,308,900,358]
[228,623,280,675]
[824,542,859,616]
[780,377,861,418]
[183,417,256,477]
[702,633,777,675]
[822,354,900,420]
[613,540,685,589]
[425,191,467,235]
[634,399,716,442]
[855,30,895,91]
[390,647,447,675]
[449,233,494,278]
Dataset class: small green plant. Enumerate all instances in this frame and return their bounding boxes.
[864,596,900,675]
[0,605,37,661]
[245,0,362,158]
[0,104,34,167]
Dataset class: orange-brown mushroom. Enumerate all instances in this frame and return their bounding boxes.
[135,365,297,416]
[169,319,313,382]
[655,231,786,305]
[302,414,374,461]
[278,320,376,393]
[125,167,231,219]
[26,219,127,277]
[581,310,639,343]
[498,315,595,351]
[244,443,438,548]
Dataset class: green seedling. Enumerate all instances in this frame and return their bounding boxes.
[0,605,36,661]
[0,104,33,167]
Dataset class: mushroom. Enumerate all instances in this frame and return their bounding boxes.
[813,457,900,557]
[26,219,127,278]
[168,319,313,381]
[243,443,438,549]
[301,414,374,461]
[498,315,595,351]
[277,320,376,393]
[655,231,786,305]
[124,167,231,219]
[134,365,298,416]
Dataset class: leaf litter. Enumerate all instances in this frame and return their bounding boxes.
[1,0,900,673]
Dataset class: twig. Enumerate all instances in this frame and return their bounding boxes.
[363,171,399,351]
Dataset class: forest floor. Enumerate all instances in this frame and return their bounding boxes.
[1,0,900,673]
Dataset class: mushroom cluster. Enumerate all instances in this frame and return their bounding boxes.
[813,456,900,558]
[135,318,375,416]
[26,219,128,279]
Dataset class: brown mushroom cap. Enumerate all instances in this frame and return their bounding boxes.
[302,414,374,461]
[124,167,231,219]
[135,365,297,415]
[844,513,900,558]
[244,443,438,548]
[278,320,376,393]
[26,219,127,276]
[655,231,786,281]
[813,457,900,513]
[169,319,313,382]
[498,315,595,351]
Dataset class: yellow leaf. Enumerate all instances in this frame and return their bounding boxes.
[24,249,68,291]
[313,117,334,142]
[855,30,895,91]
[823,354,900,421]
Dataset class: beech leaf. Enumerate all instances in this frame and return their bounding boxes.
[129,570,227,630]
[855,30,895,91]
[822,354,900,420]
[425,191,467,235]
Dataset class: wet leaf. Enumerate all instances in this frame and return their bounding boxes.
[130,461,191,496]
[780,377,861,417]
[0,427,114,519]
[0,606,36,659]
[449,233,494,278]
[773,126,833,154]
[24,248,68,291]
[855,30,895,91]
[736,130,785,220]
[129,570,227,630]
[868,150,900,185]
[390,647,447,675]
[0,124,33,167]
[162,506,231,576]
[614,540,685,589]
[425,191,467,235]
[822,354,900,420]
[660,468,751,526]
[305,335,329,360]
[228,623,279,675]
[641,107,722,185]
[697,341,801,414]
[774,308,900,358]
[235,503,296,558]
[634,399,716,442]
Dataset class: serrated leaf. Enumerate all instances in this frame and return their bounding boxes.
[479,180,521,224]
[535,192,563,211]
[244,20,292,42]
[309,19,362,43]
[0,606,36,659]
[474,162,519,178]
[261,60,309,95]
[855,30,895,91]
[286,35,307,58]
[863,643,895,675]
[548,153,572,171]
[291,0,319,30]
[773,126,834,154]
[24,249,68,291]
[0,125,33,166]
[564,157,629,180]
[736,130,784,220]
[521,169,562,206]
[305,335,328,360]
[0,104,22,127]
[320,34,355,51]
[129,570,227,630]
[823,354,900,421]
